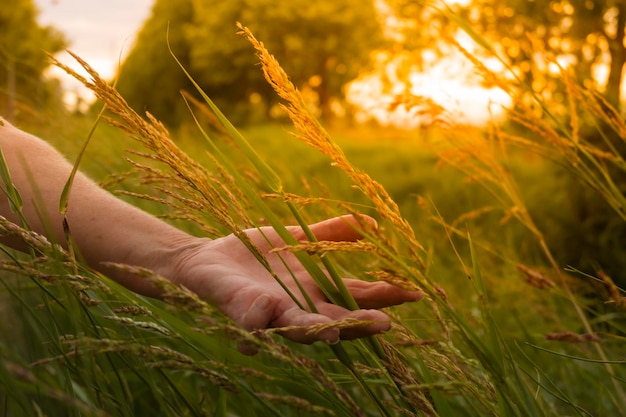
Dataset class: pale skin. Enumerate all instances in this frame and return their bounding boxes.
[0,118,422,351]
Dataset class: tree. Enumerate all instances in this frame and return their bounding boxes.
[115,0,195,126]
[187,0,383,120]
[117,0,383,124]
[0,0,66,121]
[389,0,626,111]
[462,0,626,111]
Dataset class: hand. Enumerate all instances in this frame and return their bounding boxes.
[164,215,423,352]
[0,121,422,351]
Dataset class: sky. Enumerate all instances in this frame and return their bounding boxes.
[34,0,153,107]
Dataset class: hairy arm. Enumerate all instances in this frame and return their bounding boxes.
[0,118,193,296]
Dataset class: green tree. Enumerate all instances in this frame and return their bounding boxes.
[117,0,383,124]
[0,0,66,121]
[187,0,383,120]
[115,0,195,126]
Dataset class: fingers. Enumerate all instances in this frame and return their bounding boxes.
[343,279,424,309]
[270,281,422,343]
[237,296,342,353]
[272,303,396,345]
[271,307,340,345]
[296,214,377,242]
[237,294,275,355]
[236,288,418,354]
[317,303,393,339]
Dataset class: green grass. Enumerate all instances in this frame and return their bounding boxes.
[0,26,625,417]
[2,112,622,416]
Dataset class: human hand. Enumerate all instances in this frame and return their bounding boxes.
[0,121,421,350]
[164,215,423,352]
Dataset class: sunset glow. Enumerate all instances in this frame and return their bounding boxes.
[38,0,512,126]
[346,32,512,128]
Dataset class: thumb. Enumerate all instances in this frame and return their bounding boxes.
[236,294,275,355]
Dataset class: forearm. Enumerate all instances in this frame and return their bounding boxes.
[0,119,193,297]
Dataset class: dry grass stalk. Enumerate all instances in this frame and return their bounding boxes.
[237,23,427,277]
[516,264,556,290]
[545,331,600,343]
[450,205,498,229]
[112,305,153,316]
[419,344,498,414]
[508,104,619,163]
[262,192,333,208]
[0,216,64,256]
[597,270,626,308]
[263,317,379,337]
[447,36,515,96]
[50,53,307,332]
[434,39,626,405]
[255,393,336,415]
[103,316,172,336]
[270,240,378,255]
[101,262,214,315]
[49,52,252,239]
[380,341,437,417]
[46,336,239,392]
[0,242,112,296]
[293,355,366,417]
[365,270,423,292]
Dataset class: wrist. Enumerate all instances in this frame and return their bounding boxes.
[92,224,203,298]
[144,233,207,284]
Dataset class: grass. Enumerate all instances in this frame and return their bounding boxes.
[0,21,625,417]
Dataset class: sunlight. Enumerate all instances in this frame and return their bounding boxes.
[44,56,117,112]
[346,31,512,128]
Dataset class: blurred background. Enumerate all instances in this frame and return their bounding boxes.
[1,2,626,415]
[3,0,622,127]
[2,0,626,285]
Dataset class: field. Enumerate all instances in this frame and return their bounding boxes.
[1,45,625,416]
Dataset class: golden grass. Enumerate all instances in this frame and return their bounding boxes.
[0,18,622,417]
[237,23,428,275]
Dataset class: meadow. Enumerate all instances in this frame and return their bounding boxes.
[1,32,625,417]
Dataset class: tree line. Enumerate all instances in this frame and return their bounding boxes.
[3,0,626,125]
[0,0,65,122]
[2,0,626,283]
[113,0,381,125]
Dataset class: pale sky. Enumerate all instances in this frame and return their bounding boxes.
[35,0,153,107]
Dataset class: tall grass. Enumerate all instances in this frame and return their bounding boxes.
[0,20,624,417]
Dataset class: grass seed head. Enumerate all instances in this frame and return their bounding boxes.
[545,331,600,343]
